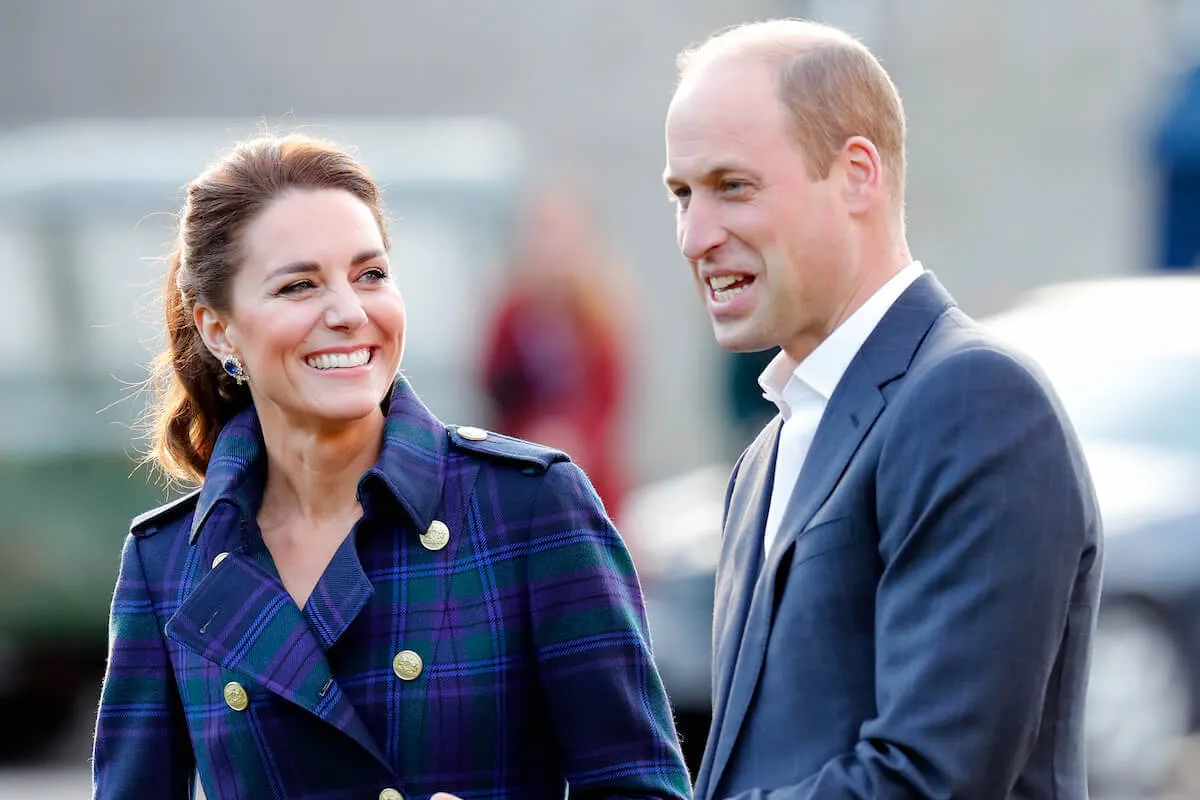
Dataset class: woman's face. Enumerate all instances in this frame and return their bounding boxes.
[196,188,406,432]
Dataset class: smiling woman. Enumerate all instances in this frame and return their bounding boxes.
[91,134,690,800]
[193,187,406,460]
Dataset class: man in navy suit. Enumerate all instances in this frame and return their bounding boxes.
[662,19,1102,799]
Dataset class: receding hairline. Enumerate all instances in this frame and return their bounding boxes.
[675,19,864,81]
[671,18,907,197]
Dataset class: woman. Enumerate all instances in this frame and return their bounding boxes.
[480,180,634,521]
[92,134,691,800]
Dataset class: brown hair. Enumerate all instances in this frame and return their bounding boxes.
[677,19,907,196]
[145,133,390,485]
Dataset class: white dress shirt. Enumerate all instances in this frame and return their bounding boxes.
[758,261,925,557]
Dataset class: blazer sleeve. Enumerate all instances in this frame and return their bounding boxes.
[526,461,693,800]
[93,533,195,799]
[735,346,1098,800]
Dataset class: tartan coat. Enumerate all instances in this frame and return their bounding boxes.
[93,379,691,800]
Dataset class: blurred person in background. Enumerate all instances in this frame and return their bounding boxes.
[92,134,690,800]
[662,19,1102,799]
[480,179,634,522]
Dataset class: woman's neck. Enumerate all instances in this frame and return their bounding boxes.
[255,408,386,532]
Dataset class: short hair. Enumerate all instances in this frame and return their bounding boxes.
[677,19,907,194]
[145,134,390,484]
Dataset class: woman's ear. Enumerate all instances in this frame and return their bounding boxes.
[194,304,236,361]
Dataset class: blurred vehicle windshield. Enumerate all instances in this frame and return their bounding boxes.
[1043,353,1200,451]
[982,276,1200,453]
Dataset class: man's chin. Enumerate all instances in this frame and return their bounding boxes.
[712,323,768,354]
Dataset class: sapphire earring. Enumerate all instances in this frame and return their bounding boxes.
[222,354,248,385]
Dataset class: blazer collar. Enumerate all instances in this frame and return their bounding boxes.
[855,270,956,391]
[189,377,450,545]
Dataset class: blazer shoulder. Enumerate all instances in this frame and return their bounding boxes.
[938,317,1050,375]
[129,488,201,538]
[446,425,570,475]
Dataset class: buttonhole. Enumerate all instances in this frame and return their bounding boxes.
[199,607,222,634]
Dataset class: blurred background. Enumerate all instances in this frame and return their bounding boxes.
[3,0,1200,796]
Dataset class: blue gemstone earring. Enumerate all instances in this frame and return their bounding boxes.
[222,354,248,385]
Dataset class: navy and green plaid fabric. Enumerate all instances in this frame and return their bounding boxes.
[93,379,691,800]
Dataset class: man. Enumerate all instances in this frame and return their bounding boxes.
[662,19,1102,799]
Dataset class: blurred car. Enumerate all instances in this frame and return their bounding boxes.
[625,272,1200,792]
[0,116,524,761]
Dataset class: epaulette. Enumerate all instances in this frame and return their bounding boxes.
[446,425,570,474]
[130,488,202,537]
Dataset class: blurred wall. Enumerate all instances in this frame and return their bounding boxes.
[0,0,1176,483]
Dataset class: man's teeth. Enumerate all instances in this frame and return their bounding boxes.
[307,349,371,370]
[713,285,746,302]
[709,275,743,290]
[708,274,752,302]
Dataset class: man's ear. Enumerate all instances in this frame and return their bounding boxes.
[194,304,236,361]
[841,135,886,215]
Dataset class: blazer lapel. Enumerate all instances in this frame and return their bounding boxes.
[703,272,956,798]
[712,418,781,678]
[165,540,389,769]
[697,418,780,799]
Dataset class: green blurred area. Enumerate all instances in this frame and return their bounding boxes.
[0,453,168,644]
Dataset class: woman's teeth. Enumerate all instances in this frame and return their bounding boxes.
[306,349,371,370]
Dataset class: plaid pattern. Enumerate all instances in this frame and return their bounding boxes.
[94,379,691,800]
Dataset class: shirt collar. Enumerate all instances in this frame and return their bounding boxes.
[758,260,925,416]
[189,377,449,545]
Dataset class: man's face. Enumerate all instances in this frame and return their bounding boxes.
[664,57,850,358]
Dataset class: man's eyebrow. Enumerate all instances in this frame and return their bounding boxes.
[664,163,750,187]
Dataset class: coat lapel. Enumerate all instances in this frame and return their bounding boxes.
[166,378,455,773]
[696,419,780,799]
[166,528,389,768]
[702,273,956,799]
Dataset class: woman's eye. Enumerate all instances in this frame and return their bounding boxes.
[278,279,315,295]
[359,267,389,283]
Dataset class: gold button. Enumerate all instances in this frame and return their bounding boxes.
[223,681,249,712]
[420,520,450,551]
[392,649,423,681]
[457,426,489,441]
[212,552,229,569]
[379,790,404,800]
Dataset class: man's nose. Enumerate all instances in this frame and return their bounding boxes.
[679,198,727,262]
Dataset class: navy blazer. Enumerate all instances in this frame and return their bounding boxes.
[694,274,1103,799]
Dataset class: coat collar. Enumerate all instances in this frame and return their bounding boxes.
[189,377,450,546]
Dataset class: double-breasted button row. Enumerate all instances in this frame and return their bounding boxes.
[223,649,423,715]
